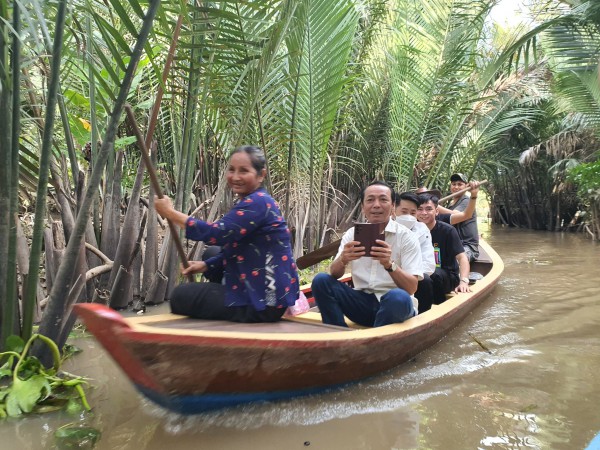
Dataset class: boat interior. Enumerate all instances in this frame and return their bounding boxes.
[129,244,495,334]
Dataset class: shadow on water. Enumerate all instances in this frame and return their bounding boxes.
[2,227,600,449]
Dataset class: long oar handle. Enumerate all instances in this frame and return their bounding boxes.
[439,179,488,203]
[125,104,194,282]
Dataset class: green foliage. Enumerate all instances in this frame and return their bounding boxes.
[0,334,91,419]
[54,425,101,450]
[567,158,600,202]
[298,258,334,286]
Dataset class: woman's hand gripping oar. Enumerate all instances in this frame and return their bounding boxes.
[124,104,194,282]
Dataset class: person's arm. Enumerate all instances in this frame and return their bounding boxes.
[448,181,480,225]
[330,238,364,279]
[202,254,224,279]
[180,260,208,275]
[157,191,271,246]
[371,237,420,295]
[154,196,189,228]
[455,252,471,293]
[436,204,454,214]
[438,181,480,216]
[418,226,436,276]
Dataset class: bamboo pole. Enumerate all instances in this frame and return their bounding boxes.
[124,105,193,282]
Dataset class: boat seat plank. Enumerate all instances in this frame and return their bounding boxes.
[475,244,493,264]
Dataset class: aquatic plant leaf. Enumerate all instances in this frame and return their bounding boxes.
[62,344,83,360]
[17,356,45,379]
[54,426,101,449]
[6,375,51,416]
[0,359,14,379]
[34,397,69,414]
[5,335,25,353]
[65,397,84,415]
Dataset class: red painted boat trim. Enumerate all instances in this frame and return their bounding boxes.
[74,303,164,393]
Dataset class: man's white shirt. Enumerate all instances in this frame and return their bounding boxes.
[396,215,436,275]
[335,219,423,311]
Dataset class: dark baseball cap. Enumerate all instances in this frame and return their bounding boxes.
[450,173,468,183]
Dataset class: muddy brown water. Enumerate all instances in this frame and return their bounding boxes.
[2,227,600,450]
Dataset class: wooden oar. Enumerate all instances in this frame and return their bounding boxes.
[296,240,344,270]
[124,104,194,282]
[438,179,488,203]
[295,180,488,270]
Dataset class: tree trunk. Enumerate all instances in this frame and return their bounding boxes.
[99,150,124,288]
[144,270,168,306]
[35,0,161,366]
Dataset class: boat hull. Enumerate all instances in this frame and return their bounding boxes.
[74,239,503,414]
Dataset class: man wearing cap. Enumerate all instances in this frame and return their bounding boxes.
[437,173,480,262]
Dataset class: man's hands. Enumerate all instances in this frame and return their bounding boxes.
[455,279,471,293]
[371,239,394,270]
[339,241,365,265]
[468,180,480,198]
[339,239,392,269]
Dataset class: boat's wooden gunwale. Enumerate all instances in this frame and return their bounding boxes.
[112,240,503,342]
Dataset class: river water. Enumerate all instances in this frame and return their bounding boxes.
[2,227,600,450]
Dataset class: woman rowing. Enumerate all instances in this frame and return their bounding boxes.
[154,145,299,322]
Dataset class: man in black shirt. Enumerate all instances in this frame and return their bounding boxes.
[416,193,471,309]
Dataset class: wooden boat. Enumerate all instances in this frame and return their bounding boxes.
[74,239,503,414]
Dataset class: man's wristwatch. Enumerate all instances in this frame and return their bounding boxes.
[460,276,469,284]
[385,261,397,272]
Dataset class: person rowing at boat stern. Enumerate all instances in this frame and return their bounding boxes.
[311,181,423,328]
[154,145,299,323]
[415,192,471,313]
[436,173,480,262]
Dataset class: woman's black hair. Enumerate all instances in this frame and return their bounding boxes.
[230,145,266,174]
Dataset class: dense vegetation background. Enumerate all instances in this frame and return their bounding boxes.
[1,0,599,359]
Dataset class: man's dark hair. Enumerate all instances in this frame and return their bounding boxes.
[395,192,420,208]
[360,181,394,204]
[417,193,439,206]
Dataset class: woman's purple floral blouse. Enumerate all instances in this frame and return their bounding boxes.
[185,188,299,311]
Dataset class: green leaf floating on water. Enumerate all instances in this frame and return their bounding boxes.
[55,426,101,450]
[65,396,84,415]
[6,375,51,416]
